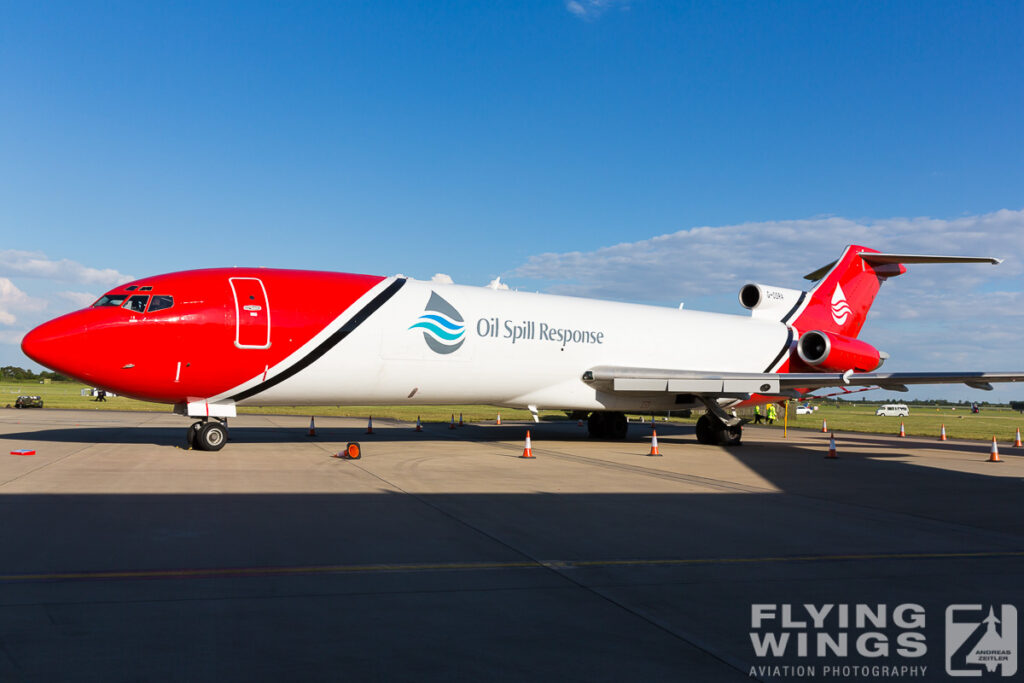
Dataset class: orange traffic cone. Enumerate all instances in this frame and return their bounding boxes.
[415,416,422,432]
[366,416,374,435]
[821,419,828,433]
[825,433,838,459]
[449,414,456,430]
[988,436,1002,463]
[520,431,535,459]
[308,417,317,437]
[496,413,501,426]
[1014,428,1022,448]
[648,430,662,456]
[940,424,947,441]
[459,412,464,427]
[899,422,906,438]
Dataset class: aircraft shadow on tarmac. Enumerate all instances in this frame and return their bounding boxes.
[9,484,1021,681]
[3,423,1024,680]
[0,458,1019,679]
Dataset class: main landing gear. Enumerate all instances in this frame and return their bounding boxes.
[695,413,742,446]
[586,411,629,439]
[187,418,228,451]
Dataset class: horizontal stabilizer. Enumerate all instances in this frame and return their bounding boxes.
[805,252,1002,281]
[860,253,1003,266]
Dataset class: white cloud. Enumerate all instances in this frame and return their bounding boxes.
[431,273,454,285]
[512,209,1024,301]
[566,1,587,17]
[486,277,510,290]
[0,250,134,286]
[56,291,101,308]
[0,277,47,325]
[565,0,630,20]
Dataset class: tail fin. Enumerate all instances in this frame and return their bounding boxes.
[791,245,897,338]
[791,246,1002,338]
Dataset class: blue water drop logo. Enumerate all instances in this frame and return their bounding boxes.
[409,291,465,354]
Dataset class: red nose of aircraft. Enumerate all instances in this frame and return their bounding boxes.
[21,312,90,379]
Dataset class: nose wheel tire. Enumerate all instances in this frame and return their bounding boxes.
[189,421,227,451]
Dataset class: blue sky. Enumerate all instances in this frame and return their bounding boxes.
[1,1,1021,401]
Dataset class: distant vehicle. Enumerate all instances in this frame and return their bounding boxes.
[795,404,814,415]
[15,395,43,409]
[876,404,909,417]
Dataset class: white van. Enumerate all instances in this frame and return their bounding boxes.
[875,404,909,417]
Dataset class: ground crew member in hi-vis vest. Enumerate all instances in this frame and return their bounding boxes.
[753,405,763,424]
[766,403,777,425]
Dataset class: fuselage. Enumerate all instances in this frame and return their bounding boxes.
[21,268,792,413]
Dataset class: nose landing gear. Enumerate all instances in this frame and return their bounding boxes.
[187,419,228,451]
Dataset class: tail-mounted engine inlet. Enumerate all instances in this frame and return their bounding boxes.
[738,283,804,320]
[796,330,885,373]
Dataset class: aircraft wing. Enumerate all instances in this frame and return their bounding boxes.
[582,366,1024,396]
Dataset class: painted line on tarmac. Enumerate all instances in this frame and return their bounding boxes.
[4,550,1023,583]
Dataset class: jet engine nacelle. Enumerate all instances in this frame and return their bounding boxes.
[796,330,884,373]
[738,283,804,320]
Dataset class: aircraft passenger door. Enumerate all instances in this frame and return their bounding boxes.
[230,277,271,349]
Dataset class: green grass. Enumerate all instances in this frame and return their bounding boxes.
[4,381,1021,441]
[774,402,1024,442]
[2,380,157,413]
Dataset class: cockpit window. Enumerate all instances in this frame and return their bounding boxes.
[140,286,153,291]
[123,294,150,312]
[126,285,138,291]
[148,295,174,313]
[94,294,129,307]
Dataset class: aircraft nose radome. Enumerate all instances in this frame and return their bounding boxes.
[21,321,54,365]
[21,315,88,374]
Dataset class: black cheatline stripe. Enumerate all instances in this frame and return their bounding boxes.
[230,278,407,402]
[780,291,807,325]
[762,327,794,374]
[761,291,805,374]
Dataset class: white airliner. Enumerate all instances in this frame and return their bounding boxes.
[21,244,1024,450]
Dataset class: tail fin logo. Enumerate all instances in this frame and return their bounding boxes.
[831,284,852,326]
[409,291,466,354]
